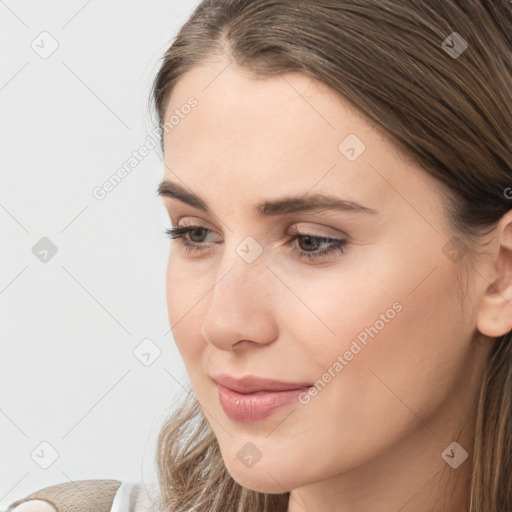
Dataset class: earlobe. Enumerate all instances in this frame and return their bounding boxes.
[476,290,512,338]
[476,211,512,338]
[477,310,512,338]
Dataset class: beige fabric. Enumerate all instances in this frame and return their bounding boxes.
[6,480,122,512]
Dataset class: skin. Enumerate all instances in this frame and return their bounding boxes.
[160,54,512,512]
[12,501,56,512]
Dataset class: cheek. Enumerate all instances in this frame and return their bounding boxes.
[248,262,469,483]
[271,263,405,368]
[165,257,206,363]
[294,260,468,438]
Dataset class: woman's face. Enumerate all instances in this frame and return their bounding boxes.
[159,56,489,495]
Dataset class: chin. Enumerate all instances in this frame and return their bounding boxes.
[230,472,293,494]
[222,455,295,494]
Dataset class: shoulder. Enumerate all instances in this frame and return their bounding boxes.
[6,479,159,512]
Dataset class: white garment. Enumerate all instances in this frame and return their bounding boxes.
[110,483,140,512]
[110,482,160,512]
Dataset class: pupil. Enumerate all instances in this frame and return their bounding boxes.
[191,228,204,242]
[301,235,318,251]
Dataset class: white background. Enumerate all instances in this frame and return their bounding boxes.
[0,1,200,508]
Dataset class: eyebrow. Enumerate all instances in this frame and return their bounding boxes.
[156,179,378,216]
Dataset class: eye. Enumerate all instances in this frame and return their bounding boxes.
[287,232,348,261]
[163,224,349,262]
[164,225,218,254]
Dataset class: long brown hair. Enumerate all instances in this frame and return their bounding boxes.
[151,1,512,510]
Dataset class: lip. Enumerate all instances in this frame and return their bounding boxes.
[212,374,313,423]
[212,374,313,393]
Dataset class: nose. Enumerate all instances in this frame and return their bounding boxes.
[200,251,278,351]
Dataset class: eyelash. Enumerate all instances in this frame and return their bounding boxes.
[163,225,348,262]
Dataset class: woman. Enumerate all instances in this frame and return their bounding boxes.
[9,1,512,511]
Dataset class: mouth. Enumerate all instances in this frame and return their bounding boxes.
[211,373,313,394]
[212,374,313,423]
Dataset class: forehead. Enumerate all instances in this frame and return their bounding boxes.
[161,57,430,210]
[164,59,376,153]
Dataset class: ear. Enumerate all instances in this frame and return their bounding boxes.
[476,209,512,338]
